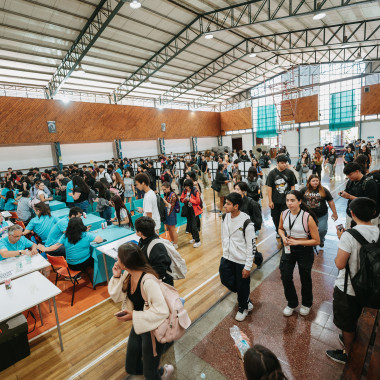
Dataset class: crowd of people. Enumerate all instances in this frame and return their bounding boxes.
[0,137,379,379]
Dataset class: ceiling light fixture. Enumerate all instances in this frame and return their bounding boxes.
[204,26,213,39]
[313,12,326,20]
[355,52,363,62]
[249,48,256,58]
[130,0,141,9]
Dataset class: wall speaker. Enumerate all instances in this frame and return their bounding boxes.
[161,123,166,132]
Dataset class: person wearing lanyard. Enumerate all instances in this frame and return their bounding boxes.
[278,190,320,317]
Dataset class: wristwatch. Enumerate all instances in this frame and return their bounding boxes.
[19,250,22,256]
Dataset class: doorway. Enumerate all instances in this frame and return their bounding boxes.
[232,137,243,152]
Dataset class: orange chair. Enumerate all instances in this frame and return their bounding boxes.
[15,220,26,229]
[9,211,18,219]
[46,255,94,306]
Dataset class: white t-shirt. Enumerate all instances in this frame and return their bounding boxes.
[335,225,379,296]
[143,190,161,229]
[37,189,49,203]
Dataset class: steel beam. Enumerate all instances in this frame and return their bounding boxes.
[47,0,126,98]
[193,44,380,108]
[112,0,375,102]
[157,19,380,105]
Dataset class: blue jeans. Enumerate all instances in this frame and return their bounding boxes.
[298,170,307,185]
[100,207,112,225]
[317,213,328,244]
[75,200,89,213]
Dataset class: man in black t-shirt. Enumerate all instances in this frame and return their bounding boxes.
[340,162,379,228]
[266,155,297,236]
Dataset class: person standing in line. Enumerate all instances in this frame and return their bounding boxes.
[180,179,202,248]
[108,243,173,379]
[312,151,323,178]
[96,164,112,184]
[123,169,135,204]
[135,173,161,234]
[300,175,338,248]
[361,145,372,170]
[162,182,179,249]
[215,163,231,216]
[325,148,337,180]
[200,154,210,189]
[326,198,379,364]
[219,192,256,322]
[70,175,90,213]
[343,146,354,166]
[278,190,320,317]
[296,152,310,186]
[266,155,297,238]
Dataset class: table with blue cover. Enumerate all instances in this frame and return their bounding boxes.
[51,208,70,219]
[48,200,66,211]
[91,226,135,286]
[50,209,105,231]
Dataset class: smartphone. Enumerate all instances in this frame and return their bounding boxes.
[115,311,127,317]
[337,224,344,232]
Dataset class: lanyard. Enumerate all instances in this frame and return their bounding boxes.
[287,210,301,237]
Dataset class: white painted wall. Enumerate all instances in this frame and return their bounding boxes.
[281,130,299,159]
[60,142,113,164]
[164,138,191,154]
[0,144,54,172]
[242,133,254,152]
[121,140,158,158]
[361,120,380,141]
[197,137,218,151]
[300,126,321,156]
[222,135,232,150]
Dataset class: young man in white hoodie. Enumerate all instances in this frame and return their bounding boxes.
[219,192,256,322]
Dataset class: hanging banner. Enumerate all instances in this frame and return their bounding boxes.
[54,142,63,170]
[191,136,198,152]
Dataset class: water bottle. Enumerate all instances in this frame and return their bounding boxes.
[230,325,250,358]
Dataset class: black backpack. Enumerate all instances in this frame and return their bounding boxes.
[344,229,380,309]
[246,179,260,202]
[222,214,263,267]
[156,194,166,223]
[365,171,380,215]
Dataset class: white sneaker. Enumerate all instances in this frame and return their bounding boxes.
[247,301,254,312]
[300,305,311,316]
[235,309,248,322]
[283,306,295,317]
[161,364,174,380]
[189,239,195,244]
[193,241,201,248]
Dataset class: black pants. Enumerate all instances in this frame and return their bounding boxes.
[313,165,322,178]
[125,326,164,380]
[280,246,314,308]
[271,203,287,232]
[48,245,66,258]
[186,207,200,242]
[219,258,250,311]
[68,256,94,272]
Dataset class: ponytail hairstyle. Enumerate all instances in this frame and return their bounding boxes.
[247,167,258,182]
[287,190,318,225]
[243,344,287,380]
[118,243,158,293]
[111,195,133,229]
[305,174,326,198]
[5,190,14,202]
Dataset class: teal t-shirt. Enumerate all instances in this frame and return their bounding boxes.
[0,236,33,261]
[58,232,96,265]
[27,215,59,244]
[116,168,123,177]
[4,199,17,211]
[0,188,10,209]
[45,217,70,247]
[66,181,74,203]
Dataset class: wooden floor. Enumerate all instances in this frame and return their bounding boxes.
[1,160,357,380]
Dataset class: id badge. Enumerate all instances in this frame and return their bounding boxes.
[284,245,291,254]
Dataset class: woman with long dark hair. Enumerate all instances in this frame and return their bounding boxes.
[70,175,90,213]
[312,151,323,178]
[243,167,262,203]
[296,152,310,186]
[111,172,125,198]
[84,171,96,189]
[38,217,103,271]
[108,243,173,379]
[23,202,58,245]
[162,181,178,248]
[0,181,14,209]
[215,163,230,216]
[325,148,337,179]
[110,195,133,229]
[278,190,320,317]
[250,158,263,178]
[94,181,112,223]
[361,145,372,169]
[301,175,338,247]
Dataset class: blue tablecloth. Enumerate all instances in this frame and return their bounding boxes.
[49,200,66,211]
[91,226,135,286]
[51,208,70,219]
[84,214,106,231]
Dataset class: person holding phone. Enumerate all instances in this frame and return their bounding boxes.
[278,190,320,317]
[108,243,174,380]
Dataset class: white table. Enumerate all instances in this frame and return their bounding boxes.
[97,233,139,281]
[1,211,12,218]
[0,254,50,284]
[0,271,63,351]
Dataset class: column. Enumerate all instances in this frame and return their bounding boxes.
[218,136,223,146]
[191,136,198,152]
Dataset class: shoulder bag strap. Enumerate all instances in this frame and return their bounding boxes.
[346,229,369,246]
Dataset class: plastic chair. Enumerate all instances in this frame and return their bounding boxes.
[46,255,94,306]
[131,214,142,229]
[15,220,26,229]
[125,203,131,212]
[132,199,144,213]
[9,211,18,219]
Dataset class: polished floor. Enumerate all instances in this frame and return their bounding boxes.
[2,159,375,379]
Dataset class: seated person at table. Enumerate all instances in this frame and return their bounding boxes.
[24,202,58,244]
[0,213,9,233]
[0,224,38,260]
[32,181,53,204]
[110,195,133,229]
[135,216,173,286]
[44,207,84,257]
[0,181,14,210]
[38,217,103,271]
[4,190,21,211]
[17,191,33,224]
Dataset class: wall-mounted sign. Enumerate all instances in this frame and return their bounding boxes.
[47,121,56,133]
